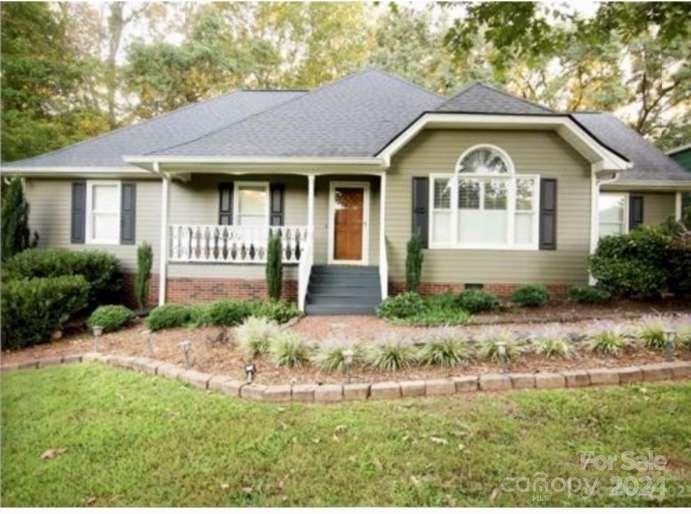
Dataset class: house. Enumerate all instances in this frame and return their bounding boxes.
[3,69,691,314]
[666,143,691,213]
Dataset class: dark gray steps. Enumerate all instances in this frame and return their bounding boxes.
[305,265,381,315]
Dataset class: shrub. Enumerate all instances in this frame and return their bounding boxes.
[511,284,549,307]
[533,338,574,359]
[1,275,89,349]
[313,343,365,372]
[378,292,424,319]
[568,285,610,304]
[87,305,134,333]
[366,341,416,371]
[147,304,194,331]
[589,226,670,298]
[477,338,521,362]
[405,234,424,293]
[235,316,280,358]
[3,248,121,308]
[206,300,254,326]
[417,338,468,367]
[135,242,153,310]
[1,177,38,261]
[266,232,283,301]
[589,330,625,355]
[405,305,471,326]
[639,321,666,350]
[270,332,311,367]
[457,289,500,313]
[679,325,691,349]
[667,235,691,296]
[254,299,300,324]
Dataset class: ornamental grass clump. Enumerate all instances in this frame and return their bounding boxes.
[313,343,365,373]
[533,338,574,359]
[416,337,469,367]
[235,316,280,358]
[477,333,520,362]
[638,320,666,350]
[367,340,416,372]
[270,332,312,368]
[589,330,625,356]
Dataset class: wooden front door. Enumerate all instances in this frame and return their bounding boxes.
[333,186,364,261]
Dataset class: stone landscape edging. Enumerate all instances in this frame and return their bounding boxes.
[2,353,690,403]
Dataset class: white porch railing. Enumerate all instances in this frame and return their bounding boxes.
[168,224,309,264]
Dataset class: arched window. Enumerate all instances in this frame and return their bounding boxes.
[429,145,540,249]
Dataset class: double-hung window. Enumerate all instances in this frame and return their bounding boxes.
[86,180,121,244]
[429,145,540,250]
[598,193,628,238]
[234,182,269,227]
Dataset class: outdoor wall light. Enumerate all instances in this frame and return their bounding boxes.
[179,340,192,369]
[92,325,104,352]
[663,329,677,361]
[244,363,257,384]
[496,341,509,373]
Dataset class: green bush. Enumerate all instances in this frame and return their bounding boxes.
[266,232,283,301]
[589,227,670,298]
[511,284,549,307]
[1,177,38,261]
[568,285,611,304]
[206,300,254,326]
[378,292,424,319]
[1,275,89,349]
[270,332,311,368]
[667,235,691,296]
[457,289,500,313]
[3,248,121,308]
[135,243,153,310]
[254,299,300,324]
[417,338,468,367]
[405,234,424,293]
[147,304,194,331]
[88,305,134,333]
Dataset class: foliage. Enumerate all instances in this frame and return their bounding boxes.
[405,233,424,293]
[135,243,153,310]
[510,284,549,307]
[456,289,500,313]
[377,292,425,320]
[416,338,468,367]
[253,299,301,324]
[1,275,88,350]
[2,248,121,309]
[679,325,691,349]
[638,321,666,350]
[533,338,574,359]
[1,178,38,261]
[477,337,520,363]
[234,316,280,358]
[205,300,254,327]
[269,332,311,368]
[666,233,691,296]
[312,343,365,373]
[403,305,471,327]
[146,304,194,331]
[589,330,625,356]
[589,227,671,298]
[265,232,283,301]
[568,285,611,304]
[87,305,134,333]
[366,341,416,372]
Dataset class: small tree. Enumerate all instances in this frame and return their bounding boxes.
[405,233,424,293]
[1,178,37,261]
[135,242,153,310]
[266,231,283,301]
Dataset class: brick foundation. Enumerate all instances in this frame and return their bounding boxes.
[120,273,160,309]
[166,277,297,304]
[389,281,569,299]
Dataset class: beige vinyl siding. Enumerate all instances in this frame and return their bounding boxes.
[25,178,161,273]
[642,192,675,226]
[384,129,593,285]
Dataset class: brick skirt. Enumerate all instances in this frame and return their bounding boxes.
[389,281,569,298]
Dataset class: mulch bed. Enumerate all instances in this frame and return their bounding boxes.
[3,309,690,385]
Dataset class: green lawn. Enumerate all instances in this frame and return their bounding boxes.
[2,364,690,507]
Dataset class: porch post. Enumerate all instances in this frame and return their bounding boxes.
[158,165,169,306]
[379,172,388,299]
[307,174,315,232]
[675,192,682,221]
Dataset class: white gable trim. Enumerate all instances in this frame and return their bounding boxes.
[376,113,632,171]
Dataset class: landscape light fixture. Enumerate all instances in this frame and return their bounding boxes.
[244,363,257,384]
[179,340,192,369]
[343,349,354,383]
[142,329,154,355]
[496,341,509,373]
[663,329,677,361]
[92,325,104,353]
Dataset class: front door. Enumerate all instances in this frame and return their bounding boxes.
[329,182,369,264]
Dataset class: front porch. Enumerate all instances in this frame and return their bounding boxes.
[158,172,388,313]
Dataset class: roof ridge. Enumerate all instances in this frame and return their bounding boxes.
[438,81,553,113]
[5,89,260,166]
[360,67,446,100]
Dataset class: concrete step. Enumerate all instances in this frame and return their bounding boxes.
[304,303,379,315]
[307,293,381,304]
[308,283,381,295]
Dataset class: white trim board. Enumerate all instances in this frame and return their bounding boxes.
[327,181,371,265]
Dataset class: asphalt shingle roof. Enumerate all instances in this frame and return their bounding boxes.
[572,112,691,183]
[151,69,444,157]
[436,82,554,114]
[5,90,305,167]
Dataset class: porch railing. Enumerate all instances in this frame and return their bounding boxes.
[168,224,309,264]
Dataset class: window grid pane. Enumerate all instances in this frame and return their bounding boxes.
[433,178,451,209]
[484,180,507,210]
[459,148,509,175]
[459,179,480,209]
[515,178,534,211]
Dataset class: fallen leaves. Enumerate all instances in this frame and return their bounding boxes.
[40,448,66,460]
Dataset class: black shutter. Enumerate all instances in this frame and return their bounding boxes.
[120,183,136,244]
[412,177,429,248]
[71,182,86,243]
[270,184,285,226]
[629,195,644,230]
[218,183,233,225]
[539,178,557,250]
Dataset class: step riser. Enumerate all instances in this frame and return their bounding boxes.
[308,286,381,295]
[307,295,381,305]
[305,305,379,315]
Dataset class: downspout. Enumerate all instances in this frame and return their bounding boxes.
[588,169,620,285]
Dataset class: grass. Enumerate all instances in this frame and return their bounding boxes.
[2,364,690,507]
